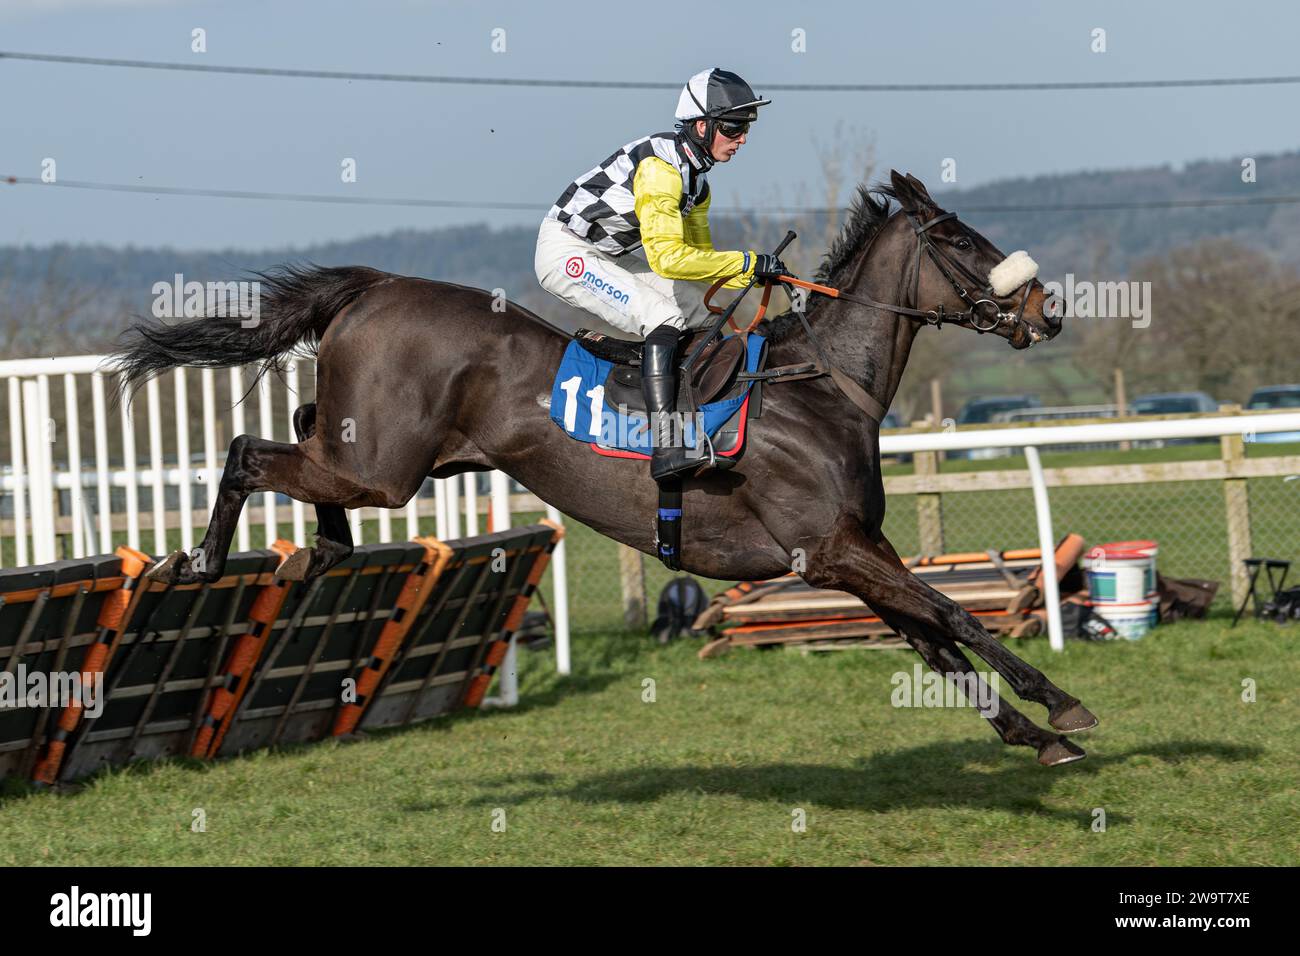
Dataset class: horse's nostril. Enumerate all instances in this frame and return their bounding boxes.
[1042,294,1064,327]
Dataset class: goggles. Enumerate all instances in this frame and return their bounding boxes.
[715,119,751,139]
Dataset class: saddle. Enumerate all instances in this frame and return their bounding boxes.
[556,329,771,575]
[574,329,749,410]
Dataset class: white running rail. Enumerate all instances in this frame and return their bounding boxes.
[0,352,571,676]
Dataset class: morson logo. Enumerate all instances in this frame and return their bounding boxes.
[564,256,585,278]
[580,270,631,309]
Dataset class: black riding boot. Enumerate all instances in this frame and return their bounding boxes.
[641,325,697,482]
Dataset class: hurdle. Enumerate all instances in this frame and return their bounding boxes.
[0,522,564,785]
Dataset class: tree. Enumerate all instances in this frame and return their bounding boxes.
[1131,239,1300,400]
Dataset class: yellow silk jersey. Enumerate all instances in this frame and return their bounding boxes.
[633,156,752,291]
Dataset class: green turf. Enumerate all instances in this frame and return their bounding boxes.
[1,615,1295,866]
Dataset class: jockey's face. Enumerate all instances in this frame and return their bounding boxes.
[696,119,746,162]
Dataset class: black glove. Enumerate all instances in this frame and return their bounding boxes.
[752,253,792,282]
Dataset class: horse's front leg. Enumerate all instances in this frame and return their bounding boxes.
[873,536,1098,733]
[802,514,1086,766]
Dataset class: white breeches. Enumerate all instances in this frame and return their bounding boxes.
[534,217,715,338]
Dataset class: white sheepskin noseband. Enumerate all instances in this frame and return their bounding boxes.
[988,250,1038,296]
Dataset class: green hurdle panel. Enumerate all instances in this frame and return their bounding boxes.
[213,541,437,756]
[0,556,123,782]
[364,524,561,728]
[57,551,285,781]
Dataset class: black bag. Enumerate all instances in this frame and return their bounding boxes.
[1059,601,1119,642]
[1259,586,1300,624]
[650,576,709,645]
[1156,574,1219,623]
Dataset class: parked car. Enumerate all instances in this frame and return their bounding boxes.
[1129,391,1219,416]
[1245,384,1300,443]
[957,395,1042,425]
[993,404,1121,454]
[949,395,1041,459]
[1129,391,1219,447]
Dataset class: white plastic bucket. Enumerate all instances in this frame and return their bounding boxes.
[1091,598,1160,641]
[1084,540,1158,640]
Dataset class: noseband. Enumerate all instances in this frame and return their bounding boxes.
[906,212,1037,339]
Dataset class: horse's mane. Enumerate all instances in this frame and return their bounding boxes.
[762,182,896,342]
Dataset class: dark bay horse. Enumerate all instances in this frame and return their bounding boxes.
[112,170,1097,766]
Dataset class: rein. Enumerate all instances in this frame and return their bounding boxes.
[699,211,1040,423]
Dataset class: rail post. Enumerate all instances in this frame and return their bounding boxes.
[912,420,945,556]
[1024,446,1064,652]
[1219,403,1253,608]
[618,545,647,630]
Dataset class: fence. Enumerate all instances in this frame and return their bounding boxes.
[0,354,572,674]
[523,408,1300,642]
[4,353,1298,646]
[880,409,1300,647]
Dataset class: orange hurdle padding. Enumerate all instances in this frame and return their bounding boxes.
[1028,533,1087,587]
[331,536,454,735]
[462,520,565,709]
[191,540,299,759]
[911,548,1044,568]
[31,545,151,785]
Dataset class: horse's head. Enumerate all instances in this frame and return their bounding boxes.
[886,170,1061,349]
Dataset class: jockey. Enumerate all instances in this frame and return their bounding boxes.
[535,67,790,481]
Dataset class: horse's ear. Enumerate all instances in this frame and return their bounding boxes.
[904,173,936,207]
[889,169,935,216]
[889,169,912,204]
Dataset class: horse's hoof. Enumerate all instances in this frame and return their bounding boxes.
[1049,700,1099,734]
[274,547,314,582]
[145,550,189,584]
[1037,736,1086,767]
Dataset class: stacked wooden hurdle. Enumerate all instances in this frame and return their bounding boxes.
[694,535,1086,656]
[0,522,563,786]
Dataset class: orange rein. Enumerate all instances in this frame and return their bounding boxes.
[702,274,840,333]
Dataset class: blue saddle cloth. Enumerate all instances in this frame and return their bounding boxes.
[550,334,764,454]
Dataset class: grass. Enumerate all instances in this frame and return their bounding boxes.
[1,615,1295,866]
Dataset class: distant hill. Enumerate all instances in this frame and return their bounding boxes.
[934,150,1300,277]
[3,148,1299,366]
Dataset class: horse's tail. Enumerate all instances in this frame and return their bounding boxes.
[109,263,390,399]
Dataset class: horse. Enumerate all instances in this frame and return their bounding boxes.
[111,170,1097,766]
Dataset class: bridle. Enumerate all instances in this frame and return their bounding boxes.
[694,207,1048,424]
[802,210,1044,346]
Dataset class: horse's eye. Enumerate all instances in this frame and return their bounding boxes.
[955,237,973,252]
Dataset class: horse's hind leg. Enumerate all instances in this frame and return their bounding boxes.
[874,536,1097,734]
[272,403,355,582]
[149,430,370,585]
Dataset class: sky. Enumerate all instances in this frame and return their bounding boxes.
[2,0,1298,251]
